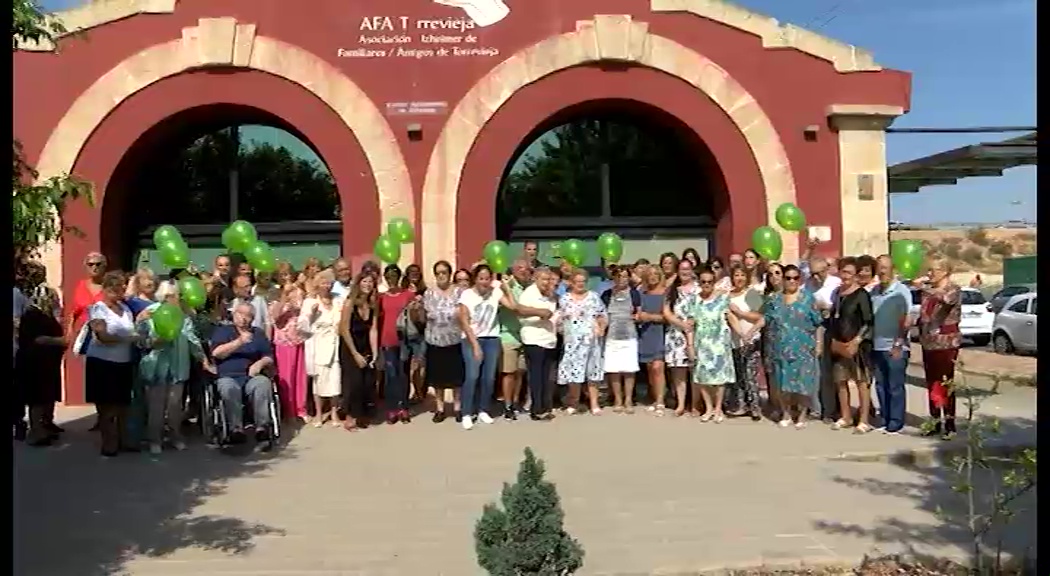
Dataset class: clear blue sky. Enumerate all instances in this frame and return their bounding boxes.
[40,0,1036,224]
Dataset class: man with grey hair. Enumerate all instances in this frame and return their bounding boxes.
[210,302,277,451]
[331,257,352,298]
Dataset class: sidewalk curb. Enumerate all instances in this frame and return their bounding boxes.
[828,441,1037,467]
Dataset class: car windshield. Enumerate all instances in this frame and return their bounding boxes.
[961,291,986,305]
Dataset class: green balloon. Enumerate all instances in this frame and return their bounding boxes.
[596,232,624,263]
[560,238,586,267]
[482,240,510,268]
[158,239,190,269]
[244,240,270,262]
[152,225,183,248]
[751,226,783,261]
[774,203,807,232]
[152,302,185,342]
[386,217,415,244]
[374,235,401,264]
[177,275,207,310]
[891,240,925,277]
[222,220,257,253]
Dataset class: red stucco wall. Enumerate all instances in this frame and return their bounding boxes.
[13,0,911,404]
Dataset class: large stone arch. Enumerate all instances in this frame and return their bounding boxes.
[420,14,799,272]
[34,17,414,289]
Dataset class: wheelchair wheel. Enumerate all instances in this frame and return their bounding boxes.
[202,382,227,446]
[269,382,282,440]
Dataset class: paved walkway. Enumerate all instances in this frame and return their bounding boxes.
[16,370,1036,576]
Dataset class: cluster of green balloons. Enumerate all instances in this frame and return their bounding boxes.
[222,220,275,273]
[890,239,925,280]
[750,202,808,261]
[541,233,623,268]
[153,225,190,270]
[374,217,415,264]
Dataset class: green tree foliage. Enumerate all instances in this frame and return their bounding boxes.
[133,130,338,230]
[498,116,710,225]
[13,0,94,258]
[475,448,584,576]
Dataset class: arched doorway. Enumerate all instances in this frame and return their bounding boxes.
[102,104,342,272]
[496,100,728,276]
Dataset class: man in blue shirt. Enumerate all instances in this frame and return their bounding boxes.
[869,255,912,434]
[211,302,277,450]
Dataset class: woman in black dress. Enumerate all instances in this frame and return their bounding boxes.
[339,272,379,430]
[15,275,67,447]
[827,257,875,433]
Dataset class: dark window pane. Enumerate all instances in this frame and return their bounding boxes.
[501,120,604,218]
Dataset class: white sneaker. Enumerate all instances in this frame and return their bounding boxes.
[462,416,474,430]
[149,444,163,456]
[477,412,495,425]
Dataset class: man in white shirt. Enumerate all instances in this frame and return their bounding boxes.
[331,258,352,299]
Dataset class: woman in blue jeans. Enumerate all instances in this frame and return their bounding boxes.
[457,264,516,431]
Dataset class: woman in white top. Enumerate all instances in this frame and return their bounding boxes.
[516,268,559,420]
[457,264,515,430]
[83,271,142,457]
[299,269,345,427]
[725,264,765,420]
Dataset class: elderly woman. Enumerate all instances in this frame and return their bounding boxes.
[915,258,963,440]
[137,281,215,455]
[83,271,144,456]
[684,266,736,422]
[763,264,824,429]
[14,262,66,446]
[557,268,607,415]
[125,268,159,318]
[271,262,308,423]
[299,269,345,427]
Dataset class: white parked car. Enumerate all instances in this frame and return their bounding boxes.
[992,293,1038,355]
[909,287,994,346]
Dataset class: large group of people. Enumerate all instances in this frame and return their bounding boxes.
[13,238,968,457]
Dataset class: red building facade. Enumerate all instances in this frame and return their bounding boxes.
[14,0,910,404]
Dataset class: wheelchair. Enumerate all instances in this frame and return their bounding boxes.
[199,372,282,449]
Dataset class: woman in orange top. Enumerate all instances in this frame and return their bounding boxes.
[64,252,109,429]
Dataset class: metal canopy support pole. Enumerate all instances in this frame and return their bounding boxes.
[229,125,240,221]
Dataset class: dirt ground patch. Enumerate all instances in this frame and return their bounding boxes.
[891,227,1036,276]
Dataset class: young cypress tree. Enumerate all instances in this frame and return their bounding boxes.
[475,447,584,576]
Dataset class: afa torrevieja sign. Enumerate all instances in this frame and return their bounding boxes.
[338,0,510,59]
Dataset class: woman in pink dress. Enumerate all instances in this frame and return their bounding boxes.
[271,262,308,422]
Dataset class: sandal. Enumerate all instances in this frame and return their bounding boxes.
[854,423,873,435]
[653,404,666,416]
[674,407,686,417]
[778,418,793,428]
[795,420,808,429]
[591,408,602,416]
[714,413,725,424]
[831,419,850,430]
[624,405,635,415]
[699,413,714,422]
[565,407,577,416]
[612,406,624,414]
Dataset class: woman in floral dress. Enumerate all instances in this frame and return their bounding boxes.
[685,267,736,422]
[557,269,607,415]
[762,264,824,428]
[662,258,697,416]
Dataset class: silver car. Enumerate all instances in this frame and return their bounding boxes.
[989,283,1037,314]
[992,292,1038,354]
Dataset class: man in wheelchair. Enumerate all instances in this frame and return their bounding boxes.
[210,302,277,451]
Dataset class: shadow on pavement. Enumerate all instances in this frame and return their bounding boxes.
[812,413,1038,571]
[14,413,300,576]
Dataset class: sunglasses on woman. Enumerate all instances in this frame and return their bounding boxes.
[784,274,801,281]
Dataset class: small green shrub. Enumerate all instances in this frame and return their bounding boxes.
[475,448,584,576]
[988,240,1014,257]
[966,228,991,246]
[960,246,984,266]
[941,242,962,260]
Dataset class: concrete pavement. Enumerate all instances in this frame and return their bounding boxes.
[16,372,1036,576]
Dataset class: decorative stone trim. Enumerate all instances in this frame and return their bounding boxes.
[32,17,414,290]
[16,0,177,51]
[827,104,905,131]
[420,14,799,274]
[650,0,881,72]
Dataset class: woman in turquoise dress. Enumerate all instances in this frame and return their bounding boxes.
[761,264,823,428]
[685,267,736,422]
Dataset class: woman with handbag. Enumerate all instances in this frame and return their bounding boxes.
[827,257,876,433]
[915,258,963,440]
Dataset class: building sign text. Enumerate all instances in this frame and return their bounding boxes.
[337,16,501,59]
